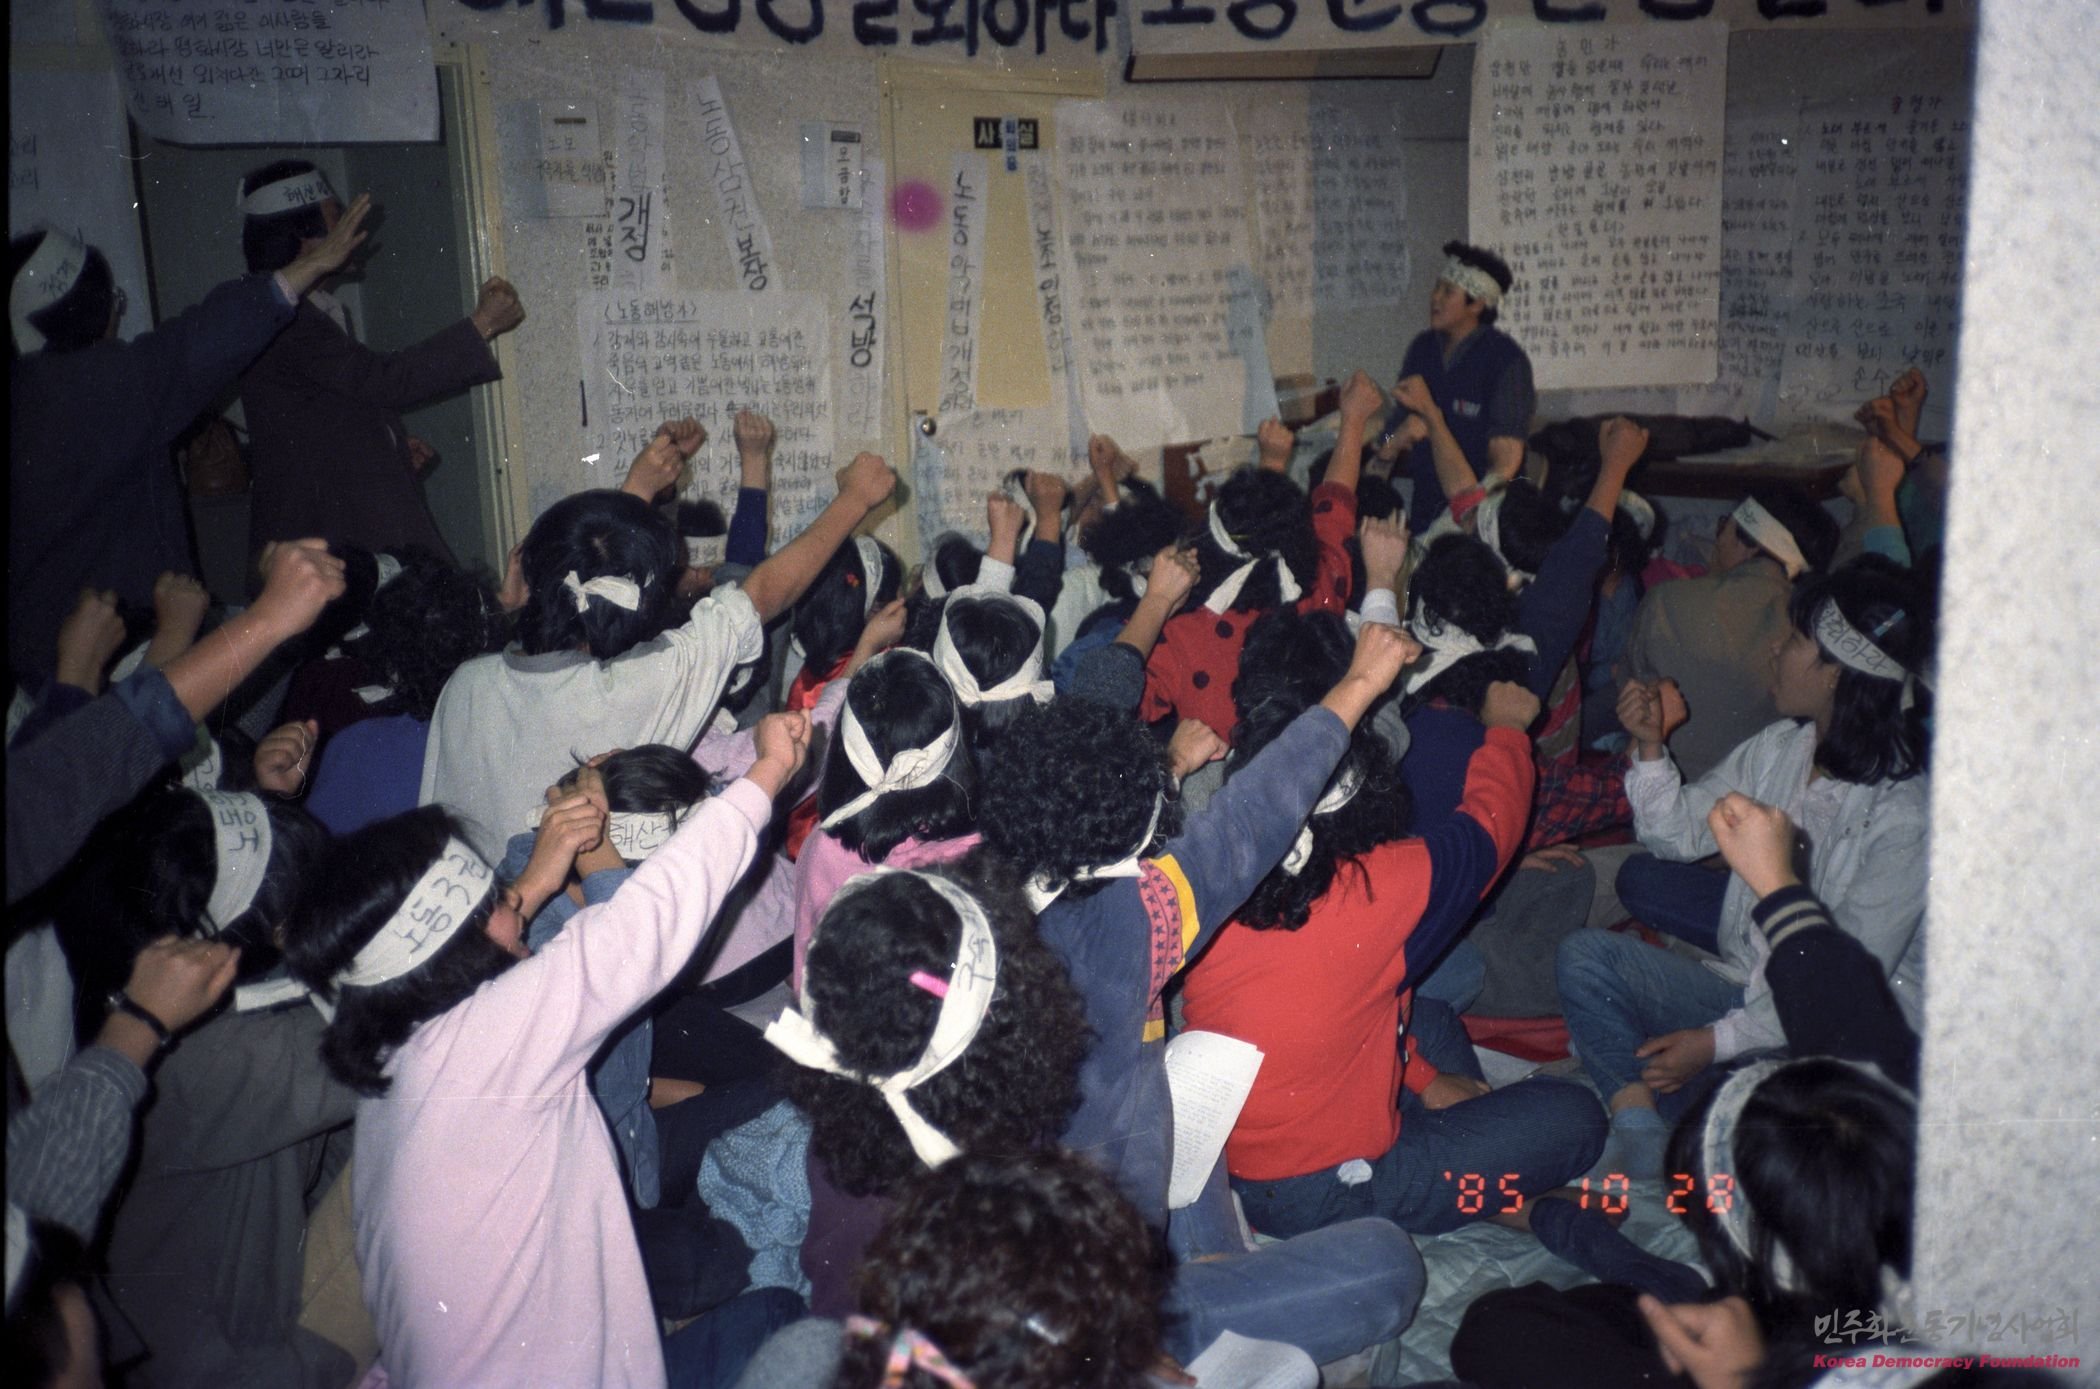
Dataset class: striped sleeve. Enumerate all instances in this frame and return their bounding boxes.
[6,1046,150,1237]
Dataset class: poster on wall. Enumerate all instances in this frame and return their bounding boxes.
[1470,21,1728,390]
[1245,98,1412,317]
[95,0,437,145]
[8,68,153,342]
[911,407,1071,551]
[577,290,835,548]
[1057,99,1258,448]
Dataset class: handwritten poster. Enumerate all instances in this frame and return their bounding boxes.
[579,291,835,547]
[8,68,153,341]
[96,0,436,145]
[1778,94,1968,429]
[596,69,672,294]
[1471,22,1727,389]
[692,77,779,294]
[837,157,888,451]
[535,101,609,219]
[1023,159,1091,459]
[937,152,988,419]
[1674,114,1799,421]
[1057,99,1256,447]
[912,408,1069,548]
[1246,99,1412,315]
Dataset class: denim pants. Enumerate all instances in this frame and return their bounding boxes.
[1555,926,1744,1111]
[1162,1216,1425,1366]
[661,1287,804,1389]
[1614,854,1729,955]
[1230,997,1606,1239]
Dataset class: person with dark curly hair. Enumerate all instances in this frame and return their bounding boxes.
[283,711,810,1388]
[979,621,1427,1367]
[301,550,508,835]
[928,583,1055,754]
[1046,435,1189,688]
[1383,240,1534,523]
[1559,557,1932,1181]
[736,1151,1179,1389]
[765,862,1090,1320]
[1181,608,1606,1241]
[1138,392,1369,744]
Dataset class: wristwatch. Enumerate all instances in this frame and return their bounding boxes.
[104,991,174,1054]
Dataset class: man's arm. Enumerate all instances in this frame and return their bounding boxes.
[1328,371,1385,497]
[1394,373,1481,510]
[738,454,897,623]
[1482,347,1537,487]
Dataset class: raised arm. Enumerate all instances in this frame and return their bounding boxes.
[1394,372,1480,510]
[739,454,897,623]
[1327,371,1385,497]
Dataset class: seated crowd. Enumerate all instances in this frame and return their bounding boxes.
[9,205,2043,1389]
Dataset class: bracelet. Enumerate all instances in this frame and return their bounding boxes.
[104,990,174,1052]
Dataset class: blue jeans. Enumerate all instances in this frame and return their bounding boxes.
[661,1287,804,1389]
[1230,997,1606,1238]
[1413,937,1486,1014]
[1614,854,1729,955]
[1163,1217,1425,1365]
[1555,927,1744,1114]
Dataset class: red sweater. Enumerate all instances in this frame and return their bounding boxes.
[1179,727,1533,1181]
[1140,481,1357,742]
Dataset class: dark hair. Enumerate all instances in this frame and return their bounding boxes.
[1190,468,1319,614]
[343,547,507,722]
[1743,487,1842,576]
[1666,1059,1915,1354]
[283,807,520,1095]
[977,696,1182,901]
[1607,499,1665,596]
[56,787,331,1024]
[1404,534,1530,715]
[675,499,727,539]
[794,538,901,676]
[1229,610,1412,930]
[1789,556,1933,785]
[1485,479,1573,578]
[2,1219,92,1388]
[1442,239,1514,327]
[240,159,332,273]
[925,533,985,595]
[1082,478,1185,605]
[558,743,714,827]
[515,491,680,660]
[816,652,977,860]
[836,1151,1165,1389]
[302,543,382,654]
[8,232,116,355]
[939,593,1045,751]
[784,860,1089,1199]
[899,536,983,653]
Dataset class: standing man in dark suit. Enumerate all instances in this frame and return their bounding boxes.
[1381,241,1535,525]
[236,161,525,565]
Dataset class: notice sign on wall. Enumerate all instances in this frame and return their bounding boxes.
[1470,22,1728,390]
[97,0,436,145]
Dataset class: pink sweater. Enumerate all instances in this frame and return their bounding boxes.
[790,829,982,993]
[351,779,770,1389]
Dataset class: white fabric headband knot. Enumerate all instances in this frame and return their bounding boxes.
[820,651,962,829]
[10,227,88,353]
[192,790,273,933]
[1024,789,1164,914]
[239,168,335,217]
[1403,613,1537,696]
[1205,500,1302,614]
[1815,600,1931,712]
[333,838,493,991]
[932,584,1054,708]
[374,552,404,589]
[1002,471,1038,540]
[852,536,884,618]
[1731,498,1808,579]
[763,869,999,1168]
[1618,489,1657,542]
[919,533,972,601]
[1472,491,1535,588]
[563,570,646,613]
[1282,763,1365,876]
[527,805,679,860]
[1439,254,1505,309]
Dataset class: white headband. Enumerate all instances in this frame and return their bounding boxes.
[1024,789,1164,914]
[1204,501,1303,614]
[528,805,679,860]
[9,227,88,353]
[564,570,646,613]
[180,737,226,792]
[1002,472,1038,540]
[931,584,1054,707]
[1472,491,1536,587]
[193,790,273,933]
[763,869,999,1168]
[1281,763,1365,876]
[853,536,885,618]
[333,839,493,991]
[1730,498,1807,579]
[686,534,726,570]
[1618,490,1657,542]
[240,168,335,217]
[1439,254,1505,309]
[374,552,404,589]
[819,652,963,830]
[920,533,972,601]
[1814,600,1930,711]
[1403,613,1537,697]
